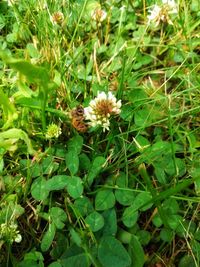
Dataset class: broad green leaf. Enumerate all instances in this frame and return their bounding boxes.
[0,128,35,155]
[122,206,138,228]
[98,236,131,267]
[133,192,152,211]
[120,105,133,122]
[95,189,115,211]
[79,153,91,171]
[49,207,67,230]
[134,108,151,127]
[0,51,50,85]
[191,167,200,195]
[46,175,69,191]
[65,150,79,175]
[136,230,151,246]
[128,88,147,106]
[102,208,117,236]
[67,135,83,155]
[31,177,49,201]
[85,211,104,232]
[0,89,18,129]
[60,244,91,267]
[154,166,167,184]
[41,223,56,252]
[115,189,135,206]
[70,227,82,247]
[67,176,83,199]
[167,215,183,230]
[50,232,68,259]
[162,198,179,214]
[18,251,44,267]
[26,43,40,59]
[42,156,59,175]
[48,262,62,267]
[87,156,106,186]
[160,228,174,242]
[73,197,94,216]
[0,158,4,173]
[128,235,145,267]
[178,255,196,267]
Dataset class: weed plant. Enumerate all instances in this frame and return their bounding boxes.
[0,0,200,266]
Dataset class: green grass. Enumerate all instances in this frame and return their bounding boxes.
[1,0,200,266]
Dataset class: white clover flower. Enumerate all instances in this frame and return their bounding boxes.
[50,11,64,25]
[0,222,22,244]
[84,91,121,131]
[91,9,107,22]
[147,0,178,27]
[46,124,62,139]
[162,0,178,13]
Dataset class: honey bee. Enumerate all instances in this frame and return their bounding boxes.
[70,105,88,133]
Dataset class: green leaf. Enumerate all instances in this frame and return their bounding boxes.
[191,167,200,195]
[98,236,131,267]
[0,128,35,155]
[0,89,18,129]
[115,189,135,206]
[133,192,152,211]
[128,235,145,267]
[18,251,44,267]
[122,206,138,228]
[154,166,167,184]
[73,197,94,216]
[85,211,104,232]
[102,208,117,236]
[70,227,82,247]
[178,255,196,267]
[41,223,56,252]
[67,176,83,199]
[120,105,133,122]
[49,207,67,230]
[26,43,40,59]
[48,262,62,267]
[31,177,49,201]
[46,175,69,191]
[60,245,91,267]
[79,153,91,171]
[67,135,83,155]
[65,150,79,175]
[42,156,59,175]
[167,215,183,230]
[128,89,147,106]
[134,108,150,127]
[136,230,151,246]
[160,228,174,242]
[0,52,50,85]
[87,156,106,186]
[95,189,115,211]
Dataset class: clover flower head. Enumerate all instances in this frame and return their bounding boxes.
[91,8,107,22]
[7,0,17,6]
[162,0,178,13]
[84,91,121,131]
[51,11,64,25]
[46,124,62,139]
[147,0,178,27]
[0,222,22,244]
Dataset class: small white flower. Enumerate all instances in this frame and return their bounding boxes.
[84,91,121,131]
[14,233,22,243]
[50,11,64,25]
[147,0,178,27]
[91,9,107,22]
[0,222,22,244]
[46,124,62,139]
